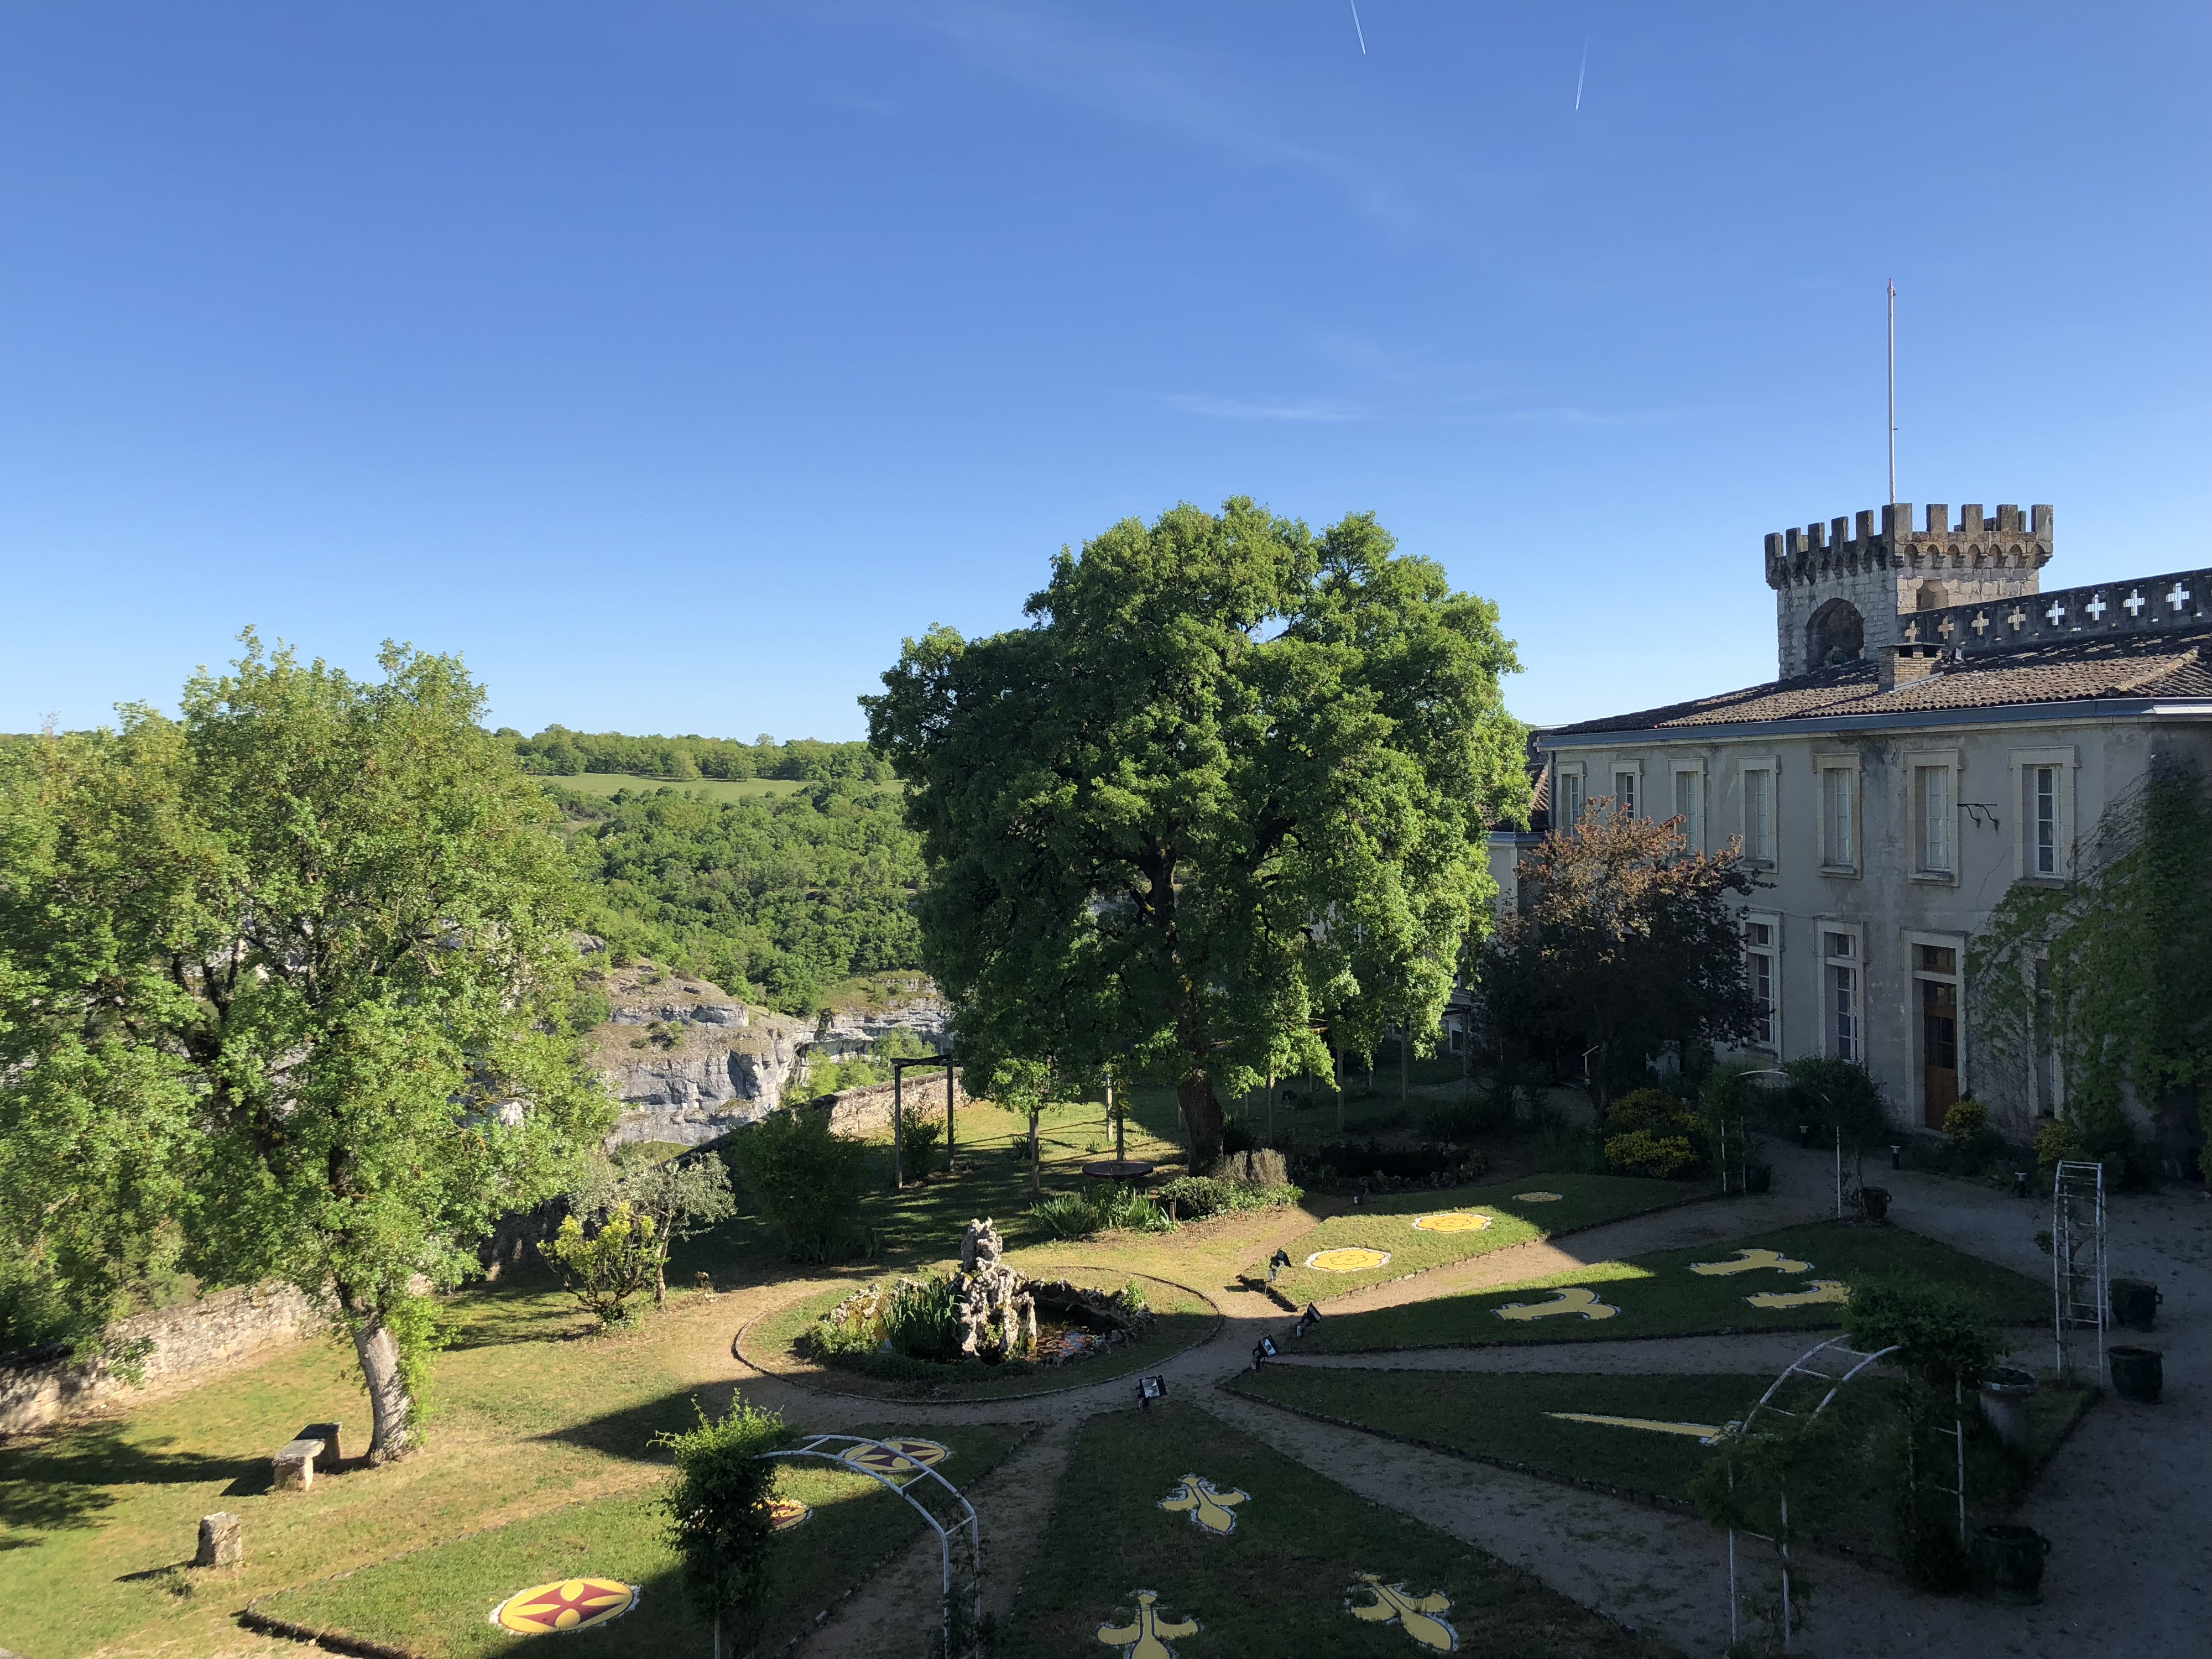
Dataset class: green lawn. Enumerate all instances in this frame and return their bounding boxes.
[541,773,813,803]
[999,1402,1667,1659]
[253,1421,1024,1658]
[1229,1365,2094,1572]
[1295,1220,2051,1353]
[1243,1173,1708,1307]
[739,1269,1217,1401]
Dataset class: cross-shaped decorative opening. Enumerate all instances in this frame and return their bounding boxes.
[1902,619,1921,644]
[1970,612,1990,635]
[2045,600,2067,625]
[2125,589,2147,617]
[2085,595,2108,620]
[2007,608,2027,630]
[1937,616,1955,638]
[2169,582,2194,611]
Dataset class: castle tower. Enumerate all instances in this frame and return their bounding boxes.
[1765,503,2052,678]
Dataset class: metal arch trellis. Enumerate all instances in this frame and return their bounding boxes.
[755,1435,982,1657]
[2052,1158,2108,1383]
[1718,1335,1901,1656]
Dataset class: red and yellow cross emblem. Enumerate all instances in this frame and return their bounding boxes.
[492,1577,638,1634]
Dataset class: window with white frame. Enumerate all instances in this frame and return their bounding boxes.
[1915,763,1955,875]
[2012,749,2076,880]
[1823,928,1859,1061]
[1744,914,1780,1048]
[2031,766,2058,875]
[1614,770,1638,818]
[1674,768,1704,849]
[1557,770,1585,828]
[1819,762,1857,872]
[1743,766,1776,866]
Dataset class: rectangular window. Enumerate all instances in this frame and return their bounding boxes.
[1823,930,1858,1061]
[1820,768,1856,870]
[1558,773,1584,828]
[2033,766,2058,876]
[1674,770,1703,848]
[1917,765,1954,874]
[1614,771,1637,817]
[1745,769,1775,865]
[1745,920,1776,1047]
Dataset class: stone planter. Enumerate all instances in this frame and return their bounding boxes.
[1977,1366,2038,1455]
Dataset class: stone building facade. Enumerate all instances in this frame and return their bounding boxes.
[1528,500,2212,1149]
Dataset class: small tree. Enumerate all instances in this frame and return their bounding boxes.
[659,1394,787,1659]
[1488,799,1760,1111]
[726,1109,868,1261]
[1780,1055,1892,1194]
[547,1202,659,1328]
[572,1149,738,1304]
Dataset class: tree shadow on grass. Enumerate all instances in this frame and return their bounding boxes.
[532,1389,708,1464]
[0,1422,262,1535]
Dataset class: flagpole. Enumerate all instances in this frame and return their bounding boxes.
[1887,280,1897,505]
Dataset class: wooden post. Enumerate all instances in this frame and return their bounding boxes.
[892,1065,904,1189]
[1109,1073,1124,1165]
[945,1059,956,1168]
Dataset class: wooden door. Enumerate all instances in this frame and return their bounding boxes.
[1921,978,1959,1127]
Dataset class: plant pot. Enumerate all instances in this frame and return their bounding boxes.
[1860,1186,1891,1221]
[1977,1366,2039,1456]
[1974,1524,2051,1604]
[1744,1163,1773,1194]
[2109,1344,2163,1403]
[2110,1277,2161,1331]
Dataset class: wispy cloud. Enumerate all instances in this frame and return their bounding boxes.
[926,2,1415,225]
[1166,393,1369,422]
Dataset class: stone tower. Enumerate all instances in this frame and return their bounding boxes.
[1765,503,2052,679]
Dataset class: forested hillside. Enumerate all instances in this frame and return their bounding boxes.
[501,724,889,784]
[552,778,923,1014]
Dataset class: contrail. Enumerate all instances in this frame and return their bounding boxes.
[1574,36,1588,109]
[1349,0,1368,55]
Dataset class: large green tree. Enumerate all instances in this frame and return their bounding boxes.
[863,499,1528,1165]
[0,637,609,1458]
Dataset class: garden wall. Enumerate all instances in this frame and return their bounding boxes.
[0,1280,319,1439]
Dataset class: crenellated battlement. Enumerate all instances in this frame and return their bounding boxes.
[1764,502,2053,589]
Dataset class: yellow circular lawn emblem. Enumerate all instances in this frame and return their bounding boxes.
[1411,1212,1491,1234]
[766,1498,812,1531]
[1514,1191,1564,1202]
[492,1578,638,1635]
[844,1437,949,1479]
[1306,1247,1391,1273]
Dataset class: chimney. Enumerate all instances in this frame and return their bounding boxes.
[1879,646,1940,693]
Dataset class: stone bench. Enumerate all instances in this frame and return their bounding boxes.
[272,1421,342,1491]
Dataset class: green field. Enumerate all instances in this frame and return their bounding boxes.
[541,773,812,802]
[253,1421,1024,1658]
[1243,1173,1707,1307]
[1295,1220,2051,1352]
[1230,1364,2094,1568]
[999,1402,1665,1659]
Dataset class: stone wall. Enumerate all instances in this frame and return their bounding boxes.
[0,1280,319,1439]
[807,1069,971,1138]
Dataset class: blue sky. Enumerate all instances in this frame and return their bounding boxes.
[3,2,2206,739]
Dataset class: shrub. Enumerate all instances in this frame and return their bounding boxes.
[1027,1192,1104,1240]
[1941,1098,1994,1152]
[2034,1117,2084,1171]
[546,1202,660,1328]
[1840,1272,2002,1392]
[882,1274,964,1363]
[1602,1129,1698,1179]
[900,1115,943,1178]
[727,1109,870,1262]
[657,1395,788,1653]
[1211,1147,1292,1188]
[1151,1175,1302,1219]
[1421,1093,1498,1142]
[1099,1183,1176,1233]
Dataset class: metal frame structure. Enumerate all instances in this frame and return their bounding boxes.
[2052,1158,2107,1381]
[757,1434,982,1656]
[890,1055,957,1189]
[1721,1335,1900,1655]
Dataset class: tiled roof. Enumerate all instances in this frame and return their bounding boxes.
[1545,628,2212,737]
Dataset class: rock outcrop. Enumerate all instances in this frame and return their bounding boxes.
[588,965,812,1146]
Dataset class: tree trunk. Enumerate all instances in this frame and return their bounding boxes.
[343,1289,415,1463]
[1177,1072,1223,1170]
[1399,1028,1408,1110]
[1266,1067,1276,1147]
[1334,1036,1345,1134]
[1028,1110,1041,1194]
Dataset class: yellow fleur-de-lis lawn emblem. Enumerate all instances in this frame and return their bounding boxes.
[1347,1573,1459,1652]
[1745,1279,1850,1310]
[1158,1473,1248,1535]
[1492,1285,1617,1322]
[1689,1247,1812,1277]
[1096,1589,1199,1659]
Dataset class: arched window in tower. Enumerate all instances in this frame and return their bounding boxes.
[1805,599,1865,668]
